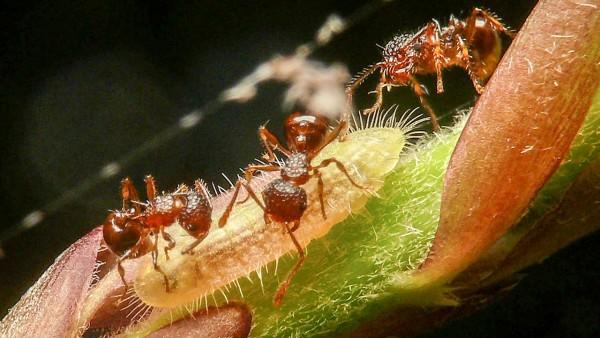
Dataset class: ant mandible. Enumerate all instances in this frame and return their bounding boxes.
[346,7,515,131]
[218,112,365,306]
[102,175,212,293]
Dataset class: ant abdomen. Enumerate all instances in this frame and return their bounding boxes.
[262,179,308,224]
[284,113,329,154]
[102,212,149,258]
[144,194,186,229]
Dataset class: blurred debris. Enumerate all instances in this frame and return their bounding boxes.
[222,56,350,120]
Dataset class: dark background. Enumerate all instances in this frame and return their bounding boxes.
[0,0,598,337]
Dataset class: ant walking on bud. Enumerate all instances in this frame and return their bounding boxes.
[346,7,514,131]
[102,176,212,293]
[218,112,366,306]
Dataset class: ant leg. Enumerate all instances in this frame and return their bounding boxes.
[273,221,305,307]
[160,227,176,260]
[456,35,485,94]
[426,21,445,94]
[314,170,327,220]
[289,221,300,233]
[362,81,385,115]
[241,182,266,210]
[259,125,291,162]
[219,181,244,227]
[151,232,170,292]
[219,177,266,227]
[313,119,347,155]
[264,213,272,227]
[219,165,275,226]
[144,175,157,201]
[469,7,516,38]
[409,76,440,131]
[237,164,280,204]
[120,178,140,212]
[116,250,134,297]
[247,165,283,176]
[312,158,365,190]
[181,229,209,255]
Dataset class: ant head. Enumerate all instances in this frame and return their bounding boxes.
[102,211,146,256]
[284,112,329,155]
[382,34,414,84]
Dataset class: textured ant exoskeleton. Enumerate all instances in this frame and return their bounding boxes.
[102,176,212,293]
[218,112,365,306]
[346,7,514,130]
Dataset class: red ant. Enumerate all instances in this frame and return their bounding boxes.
[102,175,212,293]
[218,112,365,306]
[346,7,514,131]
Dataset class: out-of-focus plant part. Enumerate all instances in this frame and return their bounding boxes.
[396,0,600,292]
[0,228,102,337]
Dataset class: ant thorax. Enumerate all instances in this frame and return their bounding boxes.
[181,191,208,219]
[155,194,187,213]
[144,193,187,228]
[281,152,309,185]
[178,189,212,235]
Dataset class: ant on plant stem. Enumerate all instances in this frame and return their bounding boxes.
[102,176,212,293]
[346,7,515,131]
[218,112,365,306]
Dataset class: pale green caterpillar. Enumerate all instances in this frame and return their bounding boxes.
[133,109,423,309]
